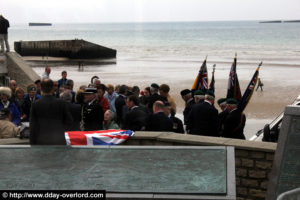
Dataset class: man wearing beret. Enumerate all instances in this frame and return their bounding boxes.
[21,84,41,122]
[194,90,205,104]
[81,87,104,131]
[217,98,228,135]
[147,83,167,112]
[180,89,195,128]
[30,79,73,145]
[186,90,219,137]
[222,98,246,139]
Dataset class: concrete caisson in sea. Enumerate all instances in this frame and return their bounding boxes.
[14,39,117,59]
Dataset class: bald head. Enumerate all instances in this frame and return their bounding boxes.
[153,100,165,113]
[9,80,17,91]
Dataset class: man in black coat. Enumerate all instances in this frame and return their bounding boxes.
[186,90,219,137]
[115,85,127,126]
[22,84,41,122]
[180,89,195,128]
[123,95,148,131]
[0,14,10,52]
[164,102,184,134]
[146,101,173,132]
[81,87,104,131]
[30,79,73,145]
[222,98,246,140]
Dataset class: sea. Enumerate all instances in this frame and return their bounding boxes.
[9,21,300,65]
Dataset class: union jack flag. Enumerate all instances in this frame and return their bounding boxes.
[226,55,242,101]
[192,58,208,92]
[238,62,262,112]
[65,130,134,146]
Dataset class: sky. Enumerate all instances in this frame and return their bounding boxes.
[1,0,300,24]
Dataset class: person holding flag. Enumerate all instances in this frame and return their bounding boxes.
[226,54,242,101]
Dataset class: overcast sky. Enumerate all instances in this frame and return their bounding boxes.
[1,0,300,24]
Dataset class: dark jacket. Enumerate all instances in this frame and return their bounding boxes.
[68,103,81,131]
[222,109,246,140]
[115,94,126,125]
[29,95,73,145]
[147,93,168,112]
[146,112,173,132]
[82,99,104,131]
[183,98,195,125]
[218,109,229,136]
[170,115,184,134]
[187,101,219,137]
[22,95,41,122]
[0,101,21,125]
[123,106,148,131]
[0,17,9,34]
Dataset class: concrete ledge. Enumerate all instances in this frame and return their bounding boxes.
[0,138,29,145]
[6,52,40,90]
[132,132,277,152]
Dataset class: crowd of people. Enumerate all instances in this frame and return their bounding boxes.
[0,67,246,143]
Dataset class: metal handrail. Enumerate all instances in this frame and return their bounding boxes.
[277,187,300,200]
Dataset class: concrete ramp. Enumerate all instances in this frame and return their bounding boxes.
[6,52,40,89]
[0,54,8,74]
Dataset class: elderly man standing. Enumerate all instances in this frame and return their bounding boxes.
[30,79,73,145]
[222,98,246,140]
[0,14,10,53]
[186,90,219,137]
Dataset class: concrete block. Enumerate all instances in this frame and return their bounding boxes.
[241,178,259,187]
[255,161,273,170]
[237,187,248,196]
[235,149,249,157]
[241,158,254,167]
[249,170,266,179]
[236,168,247,177]
[249,189,266,199]
[249,151,265,159]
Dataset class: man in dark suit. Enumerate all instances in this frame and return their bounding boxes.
[22,84,41,122]
[222,98,246,140]
[115,85,128,126]
[81,87,104,131]
[186,90,219,137]
[30,79,73,145]
[164,102,184,134]
[123,95,148,131]
[146,101,173,132]
[180,89,195,129]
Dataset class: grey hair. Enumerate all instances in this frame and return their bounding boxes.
[205,94,215,101]
[105,109,115,120]
[60,91,72,102]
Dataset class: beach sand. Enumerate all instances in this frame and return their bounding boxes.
[29,58,300,139]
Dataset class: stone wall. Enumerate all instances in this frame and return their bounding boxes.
[0,132,277,199]
[123,132,277,200]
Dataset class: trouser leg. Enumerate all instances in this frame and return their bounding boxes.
[0,34,4,52]
[4,34,10,52]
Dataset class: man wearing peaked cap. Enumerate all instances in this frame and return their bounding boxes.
[194,90,205,103]
[81,87,104,131]
[186,89,218,137]
[180,89,195,129]
[22,84,41,122]
[222,98,246,140]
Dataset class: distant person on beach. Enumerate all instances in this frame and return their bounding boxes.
[256,78,264,91]
[0,14,10,53]
[30,79,73,145]
[42,66,51,80]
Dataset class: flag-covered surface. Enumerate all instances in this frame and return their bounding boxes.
[65,130,134,146]
[192,58,208,92]
[238,62,262,112]
[226,55,242,101]
[209,64,216,93]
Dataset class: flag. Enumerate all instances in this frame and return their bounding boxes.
[226,55,242,101]
[238,62,262,112]
[209,64,216,93]
[192,58,208,92]
[65,130,134,146]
